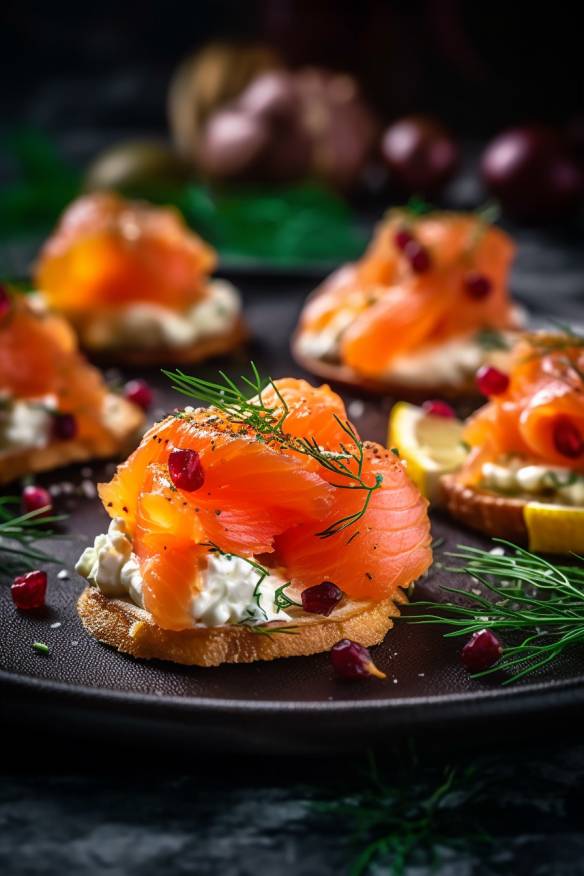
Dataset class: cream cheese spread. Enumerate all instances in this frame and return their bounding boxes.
[0,394,57,452]
[75,518,290,628]
[81,280,241,351]
[481,461,584,505]
[298,324,518,387]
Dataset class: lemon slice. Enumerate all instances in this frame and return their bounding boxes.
[388,402,467,502]
[524,503,584,553]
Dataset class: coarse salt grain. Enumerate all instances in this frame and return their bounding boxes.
[348,400,365,418]
[81,480,97,499]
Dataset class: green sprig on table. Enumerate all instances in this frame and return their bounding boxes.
[0,496,64,577]
[408,540,584,683]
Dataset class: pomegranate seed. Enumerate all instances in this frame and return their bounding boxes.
[52,412,77,441]
[168,448,205,491]
[475,365,510,396]
[22,485,53,516]
[553,418,584,459]
[464,272,492,300]
[330,639,386,680]
[124,379,153,411]
[461,629,502,673]
[421,399,456,419]
[11,570,47,611]
[394,227,414,251]
[404,239,431,273]
[0,284,11,319]
[301,581,343,616]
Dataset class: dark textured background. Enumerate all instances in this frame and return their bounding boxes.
[2,3,584,873]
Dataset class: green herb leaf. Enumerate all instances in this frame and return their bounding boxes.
[32,641,49,655]
[407,539,584,683]
[0,497,66,577]
[475,328,509,352]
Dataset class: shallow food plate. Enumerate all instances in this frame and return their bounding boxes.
[2,284,584,754]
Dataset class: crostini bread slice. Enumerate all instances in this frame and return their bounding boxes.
[82,318,247,368]
[440,472,529,541]
[0,393,144,486]
[77,586,405,667]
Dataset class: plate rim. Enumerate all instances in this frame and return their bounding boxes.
[3,662,584,718]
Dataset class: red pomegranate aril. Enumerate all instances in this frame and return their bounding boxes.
[461,629,502,673]
[475,365,510,397]
[11,570,48,611]
[330,639,386,680]
[124,379,153,411]
[553,418,584,459]
[52,412,77,441]
[394,227,414,252]
[22,485,53,516]
[464,272,492,300]
[168,448,205,491]
[301,581,343,616]
[422,399,456,419]
[0,284,11,318]
[404,239,431,273]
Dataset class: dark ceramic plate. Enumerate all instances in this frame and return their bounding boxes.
[2,280,584,754]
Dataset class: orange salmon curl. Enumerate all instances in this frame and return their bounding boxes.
[35,192,216,316]
[298,209,519,379]
[99,377,432,629]
[462,333,584,479]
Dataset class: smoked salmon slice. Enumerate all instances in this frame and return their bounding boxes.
[35,192,216,315]
[99,374,432,630]
[462,333,584,480]
[0,289,128,446]
[296,208,519,380]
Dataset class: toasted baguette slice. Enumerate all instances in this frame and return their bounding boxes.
[82,317,247,368]
[440,473,528,541]
[0,393,144,486]
[77,586,404,667]
[292,332,479,401]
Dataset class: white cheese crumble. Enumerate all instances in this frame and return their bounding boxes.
[81,280,241,351]
[387,336,487,386]
[191,553,289,627]
[481,461,584,506]
[0,394,57,452]
[75,518,143,605]
[75,518,290,629]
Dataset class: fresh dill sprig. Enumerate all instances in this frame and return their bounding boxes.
[404,195,433,217]
[475,327,509,352]
[464,201,500,259]
[164,364,383,538]
[246,624,300,638]
[313,750,491,876]
[274,581,302,612]
[407,539,584,683]
[0,497,65,575]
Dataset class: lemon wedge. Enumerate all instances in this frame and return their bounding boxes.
[388,402,468,502]
[524,503,584,553]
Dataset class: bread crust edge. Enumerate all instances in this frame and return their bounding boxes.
[440,472,528,542]
[82,318,247,367]
[77,586,404,667]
